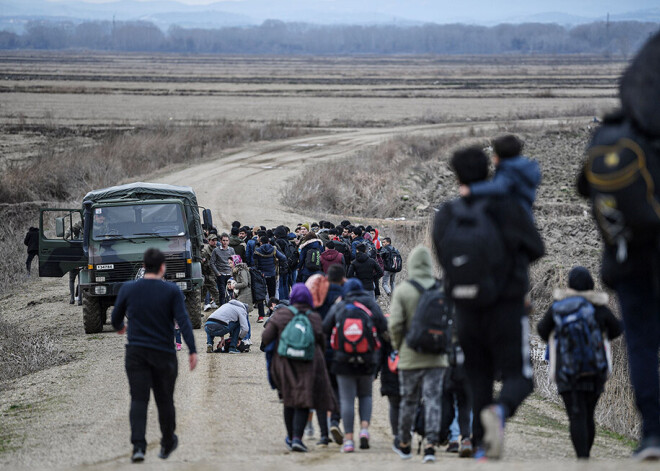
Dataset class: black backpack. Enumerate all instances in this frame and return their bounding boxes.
[405,280,453,355]
[281,240,299,272]
[249,267,268,302]
[305,246,322,272]
[439,198,506,307]
[584,116,660,260]
[386,248,403,273]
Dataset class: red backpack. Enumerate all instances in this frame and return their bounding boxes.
[331,301,381,362]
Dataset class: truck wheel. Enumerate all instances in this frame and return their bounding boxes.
[185,289,202,329]
[83,293,104,334]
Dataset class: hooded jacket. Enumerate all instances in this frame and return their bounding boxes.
[347,252,383,291]
[232,263,253,311]
[388,246,449,370]
[320,249,344,273]
[24,227,39,253]
[537,288,623,393]
[254,243,286,277]
[298,239,325,279]
[350,236,365,260]
[469,155,541,218]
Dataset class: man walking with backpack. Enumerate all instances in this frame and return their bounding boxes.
[380,237,402,296]
[388,246,451,463]
[577,31,660,460]
[537,266,622,459]
[433,146,544,460]
[347,244,383,301]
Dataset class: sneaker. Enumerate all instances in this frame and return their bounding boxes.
[69,298,75,305]
[633,436,660,461]
[392,437,412,460]
[423,446,436,463]
[446,440,459,453]
[257,316,265,323]
[242,338,252,346]
[209,302,218,309]
[459,438,473,458]
[291,438,308,452]
[228,347,240,354]
[206,344,213,353]
[481,404,505,459]
[305,421,315,438]
[176,343,182,351]
[131,448,145,463]
[342,439,355,453]
[158,434,178,459]
[203,303,212,311]
[285,437,293,451]
[474,447,487,462]
[359,429,370,449]
[316,436,330,448]
[330,424,344,445]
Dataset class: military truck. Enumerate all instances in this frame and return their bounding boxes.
[39,182,211,333]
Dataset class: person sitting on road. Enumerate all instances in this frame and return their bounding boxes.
[204,299,249,354]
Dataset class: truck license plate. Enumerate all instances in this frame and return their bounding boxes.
[96,264,114,270]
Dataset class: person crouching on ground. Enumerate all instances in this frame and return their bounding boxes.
[111,248,198,463]
[261,283,337,453]
[204,299,250,354]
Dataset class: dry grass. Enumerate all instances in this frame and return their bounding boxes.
[0,120,306,204]
[285,127,641,439]
[0,318,72,389]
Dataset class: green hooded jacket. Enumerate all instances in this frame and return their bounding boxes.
[388,245,449,370]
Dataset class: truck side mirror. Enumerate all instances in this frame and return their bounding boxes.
[202,209,213,230]
[55,217,65,238]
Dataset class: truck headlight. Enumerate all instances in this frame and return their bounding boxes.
[176,272,185,279]
[95,286,107,295]
[175,281,188,291]
[95,276,106,282]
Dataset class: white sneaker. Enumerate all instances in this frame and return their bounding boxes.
[74,296,79,302]
[210,302,219,309]
[203,304,211,311]
[242,339,252,346]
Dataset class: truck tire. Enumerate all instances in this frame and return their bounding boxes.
[83,293,104,334]
[185,289,202,329]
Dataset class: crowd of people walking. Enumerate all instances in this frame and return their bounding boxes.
[108,31,660,464]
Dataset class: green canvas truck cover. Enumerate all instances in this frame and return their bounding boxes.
[82,182,204,256]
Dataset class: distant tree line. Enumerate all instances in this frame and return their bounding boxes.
[0,19,658,56]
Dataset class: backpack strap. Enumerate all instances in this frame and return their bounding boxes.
[351,301,373,317]
[408,279,440,293]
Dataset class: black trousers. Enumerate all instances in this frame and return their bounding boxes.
[125,346,178,450]
[215,274,231,305]
[388,395,401,437]
[440,373,472,441]
[456,299,534,447]
[561,390,600,458]
[284,407,310,441]
[26,252,37,273]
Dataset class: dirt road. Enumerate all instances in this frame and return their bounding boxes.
[0,120,637,470]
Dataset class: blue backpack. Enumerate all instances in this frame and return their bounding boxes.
[552,296,609,387]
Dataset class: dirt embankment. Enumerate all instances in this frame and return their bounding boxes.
[0,120,637,470]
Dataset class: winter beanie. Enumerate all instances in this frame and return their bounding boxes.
[568,266,595,292]
[290,283,314,307]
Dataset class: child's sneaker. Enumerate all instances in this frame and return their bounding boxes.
[459,437,473,458]
[359,429,370,449]
[481,404,505,459]
[342,439,355,453]
[176,343,182,351]
[423,446,436,463]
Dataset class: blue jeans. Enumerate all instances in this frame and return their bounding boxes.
[615,276,660,439]
[204,320,240,347]
[278,274,290,300]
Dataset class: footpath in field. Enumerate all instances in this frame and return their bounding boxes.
[0,121,637,470]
